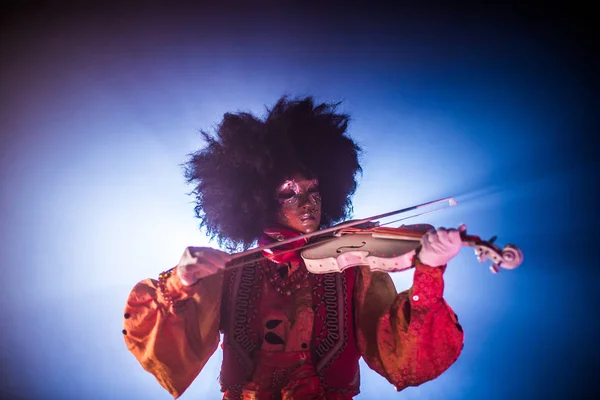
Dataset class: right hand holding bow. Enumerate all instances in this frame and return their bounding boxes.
[176,247,231,286]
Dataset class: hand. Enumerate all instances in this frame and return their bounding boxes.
[417,225,465,267]
[176,247,231,286]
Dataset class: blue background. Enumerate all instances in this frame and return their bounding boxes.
[1,3,597,399]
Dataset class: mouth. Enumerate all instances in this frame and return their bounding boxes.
[300,214,316,222]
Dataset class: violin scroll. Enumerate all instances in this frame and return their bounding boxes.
[462,233,523,274]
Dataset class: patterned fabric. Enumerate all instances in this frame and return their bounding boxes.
[123,229,464,399]
[218,254,360,398]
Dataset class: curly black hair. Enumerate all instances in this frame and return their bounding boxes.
[183,96,362,251]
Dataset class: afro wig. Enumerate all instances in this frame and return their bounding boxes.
[184,96,362,251]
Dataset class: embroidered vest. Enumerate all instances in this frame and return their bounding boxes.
[219,257,361,398]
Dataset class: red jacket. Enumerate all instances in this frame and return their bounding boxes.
[123,230,464,399]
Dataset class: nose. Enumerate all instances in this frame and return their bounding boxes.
[297,193,311,208]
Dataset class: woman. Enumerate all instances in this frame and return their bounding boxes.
[123,96,464,399]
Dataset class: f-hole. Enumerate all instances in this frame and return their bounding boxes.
[336,241,367,253]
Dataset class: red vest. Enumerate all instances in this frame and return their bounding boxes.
[219,257,361,398]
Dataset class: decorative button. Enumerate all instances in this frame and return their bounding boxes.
[266,319,282,329]
[264,332,285,345]
[412,295,419,301]
[122,329,127,335]
[124,313,130,319]
[301,343,308,349]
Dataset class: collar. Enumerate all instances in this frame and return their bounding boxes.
[258,226,309,264]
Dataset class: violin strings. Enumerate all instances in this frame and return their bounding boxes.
[376,206,453,227]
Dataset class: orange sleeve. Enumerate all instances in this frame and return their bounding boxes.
[355,261,464,391]
[122,267,224,398]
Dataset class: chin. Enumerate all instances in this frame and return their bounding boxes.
[299,224,319,233]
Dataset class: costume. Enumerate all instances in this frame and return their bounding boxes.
[123,227,464,399]
[123,96,464,399]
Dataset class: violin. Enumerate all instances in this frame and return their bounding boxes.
[229,197,524,274]
[301,224,523,275]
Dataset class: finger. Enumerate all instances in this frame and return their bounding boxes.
[421,231,433,247]
[180,261,211,275]
[179,263,199,281]
[427,231,445,253]
[447,229,462,246]
[434,230,460,253]
[201,252,229,269]
[179,248,197,266]
[436,228,450,245]
[182,246,206,262]
[212,250,232,263]
[187,246,211,255]
[186,260,221,278]
[420,236,432,254]
[184,247,231,264]
[193,247,231,262]
[423,231,447,255]
[427,230,441,246]
[179,263,208,286]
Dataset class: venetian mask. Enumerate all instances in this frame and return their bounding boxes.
[274,174,322,233]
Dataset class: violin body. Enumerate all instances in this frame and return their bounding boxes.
[301,224,523,275]
[302,225,428,274]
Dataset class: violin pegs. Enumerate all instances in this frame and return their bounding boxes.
[488,235,497,244]
[475,247,487,263]
[489,264,500,274]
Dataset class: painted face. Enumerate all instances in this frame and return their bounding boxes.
[275,174,322,233]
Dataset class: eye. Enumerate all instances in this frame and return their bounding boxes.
[308,189,322,203]
[277,190,300,206]
[277,190,296,200]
